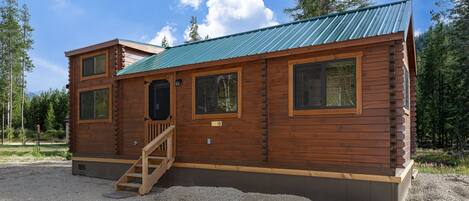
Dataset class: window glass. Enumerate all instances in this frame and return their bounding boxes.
[294,58,356,110]
[82,57,95,77]
[80,91,94,120]
[94,89,109,119]
[294,63,322,108]
[196,73,237,114]
[80,88,109,120]
[82,53,106,77]
[95,54,106,74]
[325,60,355,107]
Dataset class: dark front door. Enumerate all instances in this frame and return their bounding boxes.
[149,80,170,120]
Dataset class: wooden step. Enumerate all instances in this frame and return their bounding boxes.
[126,173,142,178]
[148,156,165,160]
[135,164,159,168]
[117,182,141,188]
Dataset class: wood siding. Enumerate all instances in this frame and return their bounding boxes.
[69,45,152,156]
[69,46,117,155]
[172,42,403,175]
[70,37,414,176]
[175,62,265,165]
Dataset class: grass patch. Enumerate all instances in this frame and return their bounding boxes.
[0,143,70,162]
[414,149,469,175]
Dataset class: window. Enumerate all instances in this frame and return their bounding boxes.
[79,88,110,121]
[294,58,356,109]
[403,67,410,110]
[192,68,242,119]
[80,51,107,79]
[288,53,362,116]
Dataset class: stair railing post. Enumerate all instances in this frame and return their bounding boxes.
[167,131,173,160]
[141,150,148,192]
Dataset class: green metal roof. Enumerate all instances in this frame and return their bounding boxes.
[118,0,412,76]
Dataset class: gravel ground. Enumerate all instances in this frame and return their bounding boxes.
[407,173,469,201]
[0,161,308,201]
[1,161,468,201]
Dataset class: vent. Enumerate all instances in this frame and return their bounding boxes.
[78,164,86,171]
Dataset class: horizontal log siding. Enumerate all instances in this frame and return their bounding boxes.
[120,77,145,157]
[176,63,265,165]
[268,43,392,170]
[70,46,116,155]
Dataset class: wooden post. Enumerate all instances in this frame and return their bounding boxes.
[141,150,148,193]
[36,124,40,147]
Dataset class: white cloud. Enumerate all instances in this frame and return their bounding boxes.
[26,56,68,92]
[180,0,203,10]
[149,25,177,46]
[184,0,278,40]
[414,29,423,37]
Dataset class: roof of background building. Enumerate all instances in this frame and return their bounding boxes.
[117,0,412,76]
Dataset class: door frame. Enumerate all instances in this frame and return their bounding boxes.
[143,73,176,143]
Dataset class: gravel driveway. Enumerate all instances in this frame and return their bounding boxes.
[0,161,308,201]
[0,161,468,201]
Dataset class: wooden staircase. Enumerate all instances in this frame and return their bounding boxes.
[115,125,176,195]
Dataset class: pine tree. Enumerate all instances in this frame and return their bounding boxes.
[161,36,169,48]
[45,102,56,131]
[19,3,33,134]
[285,0,373,20]
[185,16,201,43]
[447,0,469,156]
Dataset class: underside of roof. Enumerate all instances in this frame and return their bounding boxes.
[117,0,412,76]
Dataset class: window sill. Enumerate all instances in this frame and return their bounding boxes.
[290,107,361,116]
[193,112,240,120]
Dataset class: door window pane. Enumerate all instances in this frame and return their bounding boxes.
[196,73,237,114]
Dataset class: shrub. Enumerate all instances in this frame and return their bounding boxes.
[18,128,27,145]
[6,128,15,142]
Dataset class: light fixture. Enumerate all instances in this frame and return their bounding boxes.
[175,79,182,86]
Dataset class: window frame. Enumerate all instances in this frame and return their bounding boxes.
[79,50,109,81]
[77,84,112,123]
[288,52,363,116]
[192,67,242,120]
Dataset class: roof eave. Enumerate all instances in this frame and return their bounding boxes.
[64,39,164,57]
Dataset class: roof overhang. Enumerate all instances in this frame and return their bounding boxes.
[64,39,164,57]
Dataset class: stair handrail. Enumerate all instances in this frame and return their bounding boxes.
[140,125,176,194]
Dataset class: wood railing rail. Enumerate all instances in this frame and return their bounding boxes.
[145,118,174,150]
[140,125,175,194]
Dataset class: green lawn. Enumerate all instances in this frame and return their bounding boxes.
[0,142,70,162]
[414,148,469,175]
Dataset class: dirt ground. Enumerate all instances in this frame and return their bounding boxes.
[0,161,468,201]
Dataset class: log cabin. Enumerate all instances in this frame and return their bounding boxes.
[65,1,417,200]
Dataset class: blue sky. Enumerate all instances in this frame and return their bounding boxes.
[22,0,442,93]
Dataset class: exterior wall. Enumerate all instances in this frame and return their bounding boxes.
[175,62,265,165]
[267,43,394,175]
[173,42,400,175]
[69,46,118,156]
[70,39,414,175]
[119,77,146,157]
[69,45,152,157]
